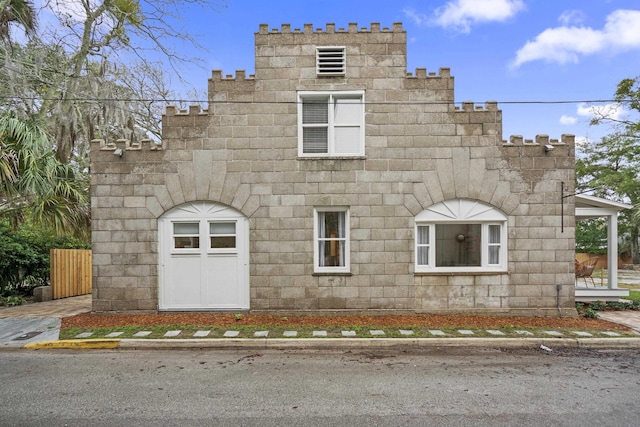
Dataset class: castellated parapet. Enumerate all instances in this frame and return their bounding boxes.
[504,134,575,147]
[257,22,405,35]
[91,138,162,151]
[89,22,576,317]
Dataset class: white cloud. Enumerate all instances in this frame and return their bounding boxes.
[577,102,626,122]
[558,9,586,26]
[559,115,577,125]
[402,8,429,26]
[511,9,640,68]
[405,0,525,33]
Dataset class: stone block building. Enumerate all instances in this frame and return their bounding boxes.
[90,22,576,316]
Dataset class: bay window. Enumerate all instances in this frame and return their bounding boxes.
[415,200,507,273]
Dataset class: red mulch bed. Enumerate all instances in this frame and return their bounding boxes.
[61,312,630,331]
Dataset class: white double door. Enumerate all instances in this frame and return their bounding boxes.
[158,202,249,310]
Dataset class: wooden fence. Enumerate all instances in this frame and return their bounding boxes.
[50,249,92,299]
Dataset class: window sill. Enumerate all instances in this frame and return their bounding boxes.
[312,272,353,277]
[415,271,508,276]
[298,156,366,161]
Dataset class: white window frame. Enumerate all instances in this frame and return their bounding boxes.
[297,90,365,157]
[314,207,350,273]
[316,46,346,76]
[415,200,507,273]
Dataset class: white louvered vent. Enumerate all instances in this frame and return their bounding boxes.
[316,47,346,76]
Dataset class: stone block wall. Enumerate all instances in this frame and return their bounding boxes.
[90,22,576,316]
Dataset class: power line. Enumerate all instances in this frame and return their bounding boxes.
[0,96,633,105]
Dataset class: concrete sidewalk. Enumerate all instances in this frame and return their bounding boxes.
[0,294,91,347]
[0,294,91,319]
[598,310,640,334]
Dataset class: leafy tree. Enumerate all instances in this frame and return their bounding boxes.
[0,0,36,41]
[575,218,607,255]
[0,111,89,236]
[1,0,224,163]
[578,76,640,263]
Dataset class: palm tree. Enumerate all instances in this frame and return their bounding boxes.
[0,0,36,41]
[0,112,89,236]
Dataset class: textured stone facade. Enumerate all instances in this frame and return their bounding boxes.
[90,22,576,316]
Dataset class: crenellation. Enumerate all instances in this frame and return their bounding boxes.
[211,69,256,82]
[535,134,549,145]
[451,101,498,113]
[163,105,208,117]
[91,138,161,152]
[415,68,450,79]
[485,101,498,111]
[211,70,222,80]
[503,134,572,146]
[261,22,404,36]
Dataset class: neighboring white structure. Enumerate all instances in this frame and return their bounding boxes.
[575,194,632,301]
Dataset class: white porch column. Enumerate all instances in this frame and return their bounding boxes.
[607,213,618,289]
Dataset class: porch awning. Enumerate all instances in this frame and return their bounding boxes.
[575,194,632,219]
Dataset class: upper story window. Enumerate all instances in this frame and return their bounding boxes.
[316,46,345,76]
[415,199,507,273]
[298,91,365,157]
[314,207,350,273]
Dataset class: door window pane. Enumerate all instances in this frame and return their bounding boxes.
[174,222,199,235]
[173,222,199,249]
[210,222,236,235]
[209,222,236,249]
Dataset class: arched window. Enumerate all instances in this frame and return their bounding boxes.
[415,199,507,273]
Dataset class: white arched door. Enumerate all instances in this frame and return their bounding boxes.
[158,202,249,310]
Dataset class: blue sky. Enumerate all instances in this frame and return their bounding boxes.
[33,0,640,144]
[168,0,639,143]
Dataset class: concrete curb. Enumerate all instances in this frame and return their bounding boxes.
[117,337,640,350]
[19,337,640,351]
[24,339,121,350]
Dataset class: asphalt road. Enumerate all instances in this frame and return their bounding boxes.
[1,347,639,426]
